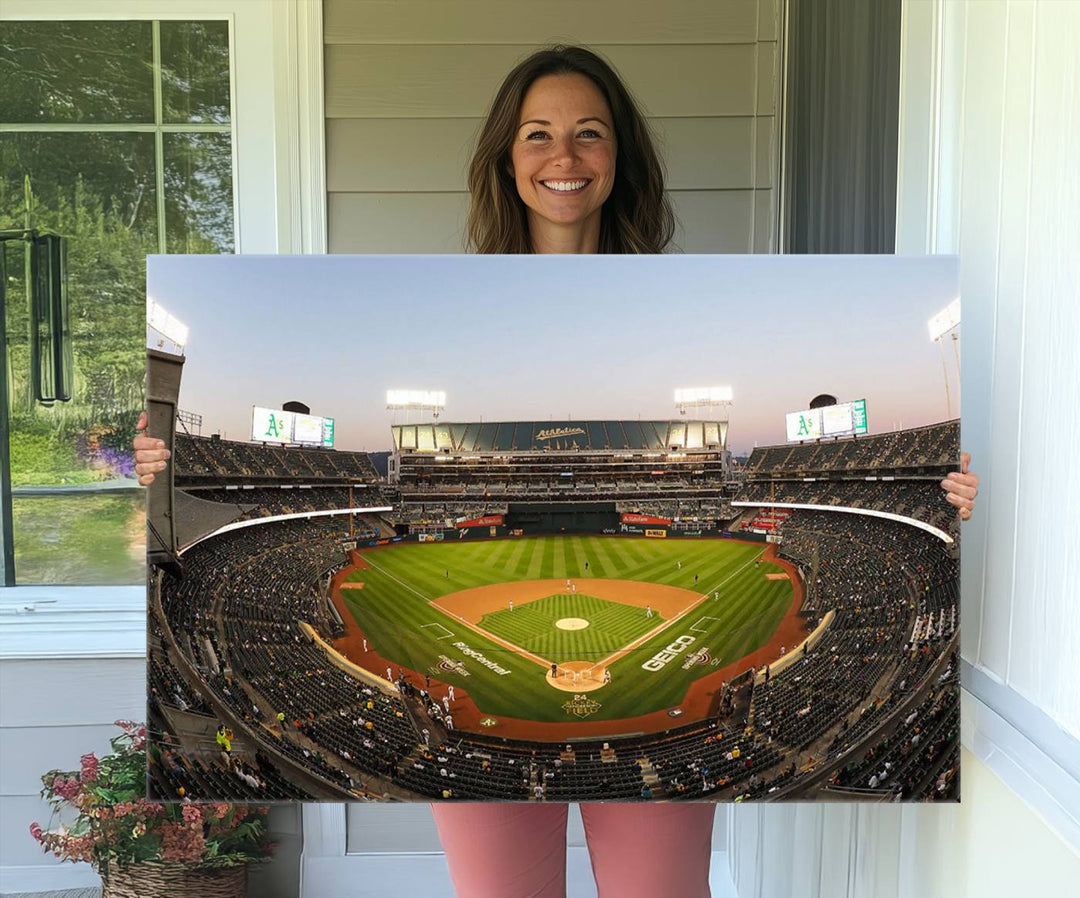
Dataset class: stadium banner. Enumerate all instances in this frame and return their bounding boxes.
[455,514,504,529]
[644,528,667,538]
[451,525,507,542]
[621,513,672,526]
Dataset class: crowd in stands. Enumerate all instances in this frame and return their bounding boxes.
[182,485,385,527]
[736,479,955,532]
[746,421,958,474]
[147,420,959,802]
[175,433,380,485]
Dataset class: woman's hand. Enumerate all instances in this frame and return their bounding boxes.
[941,451,979,521]
[134,411,170,486]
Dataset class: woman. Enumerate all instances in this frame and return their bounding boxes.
[135,45,979,898]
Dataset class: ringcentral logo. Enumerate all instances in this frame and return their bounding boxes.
[641,634,696,671]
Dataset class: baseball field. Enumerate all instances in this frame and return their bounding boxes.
[333,535,798,729]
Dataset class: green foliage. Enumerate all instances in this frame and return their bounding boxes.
[2,19,234,492]
[30,722,274,873]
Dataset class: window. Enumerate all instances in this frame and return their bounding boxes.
[1,19,234,584]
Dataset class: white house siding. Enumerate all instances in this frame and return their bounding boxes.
[323,0,782,253]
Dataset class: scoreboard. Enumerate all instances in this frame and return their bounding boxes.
[786,399,868,442]
[252,406,335,448]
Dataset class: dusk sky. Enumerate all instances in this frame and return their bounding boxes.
[147,254,960,456]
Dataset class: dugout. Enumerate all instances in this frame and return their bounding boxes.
[505,502,619,534]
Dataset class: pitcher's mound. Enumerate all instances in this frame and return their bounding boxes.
[555,618,590,631]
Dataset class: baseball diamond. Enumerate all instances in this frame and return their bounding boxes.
[150,410,960,804]
[329,536,799,731]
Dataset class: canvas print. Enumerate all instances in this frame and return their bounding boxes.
[147,253,961,803]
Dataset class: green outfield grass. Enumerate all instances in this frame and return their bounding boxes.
[480,593,664,664]
[339,536,793,724]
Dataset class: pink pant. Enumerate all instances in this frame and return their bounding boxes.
[431,802,715,898]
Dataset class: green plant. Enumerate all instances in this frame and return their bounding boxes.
[30,721,274,874]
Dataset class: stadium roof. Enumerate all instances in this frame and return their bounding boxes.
[391,420,727,453]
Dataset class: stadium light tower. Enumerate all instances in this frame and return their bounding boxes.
[147,298,189,357]
[928,298,961,418]
[674,386,733,420]
[145,299,189,575]
[386,389,447,422]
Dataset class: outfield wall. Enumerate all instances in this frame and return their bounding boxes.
[373,524,753,547]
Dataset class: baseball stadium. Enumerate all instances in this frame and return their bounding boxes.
[148,399,960,804]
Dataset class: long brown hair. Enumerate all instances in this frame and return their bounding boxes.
[467,46,675,254]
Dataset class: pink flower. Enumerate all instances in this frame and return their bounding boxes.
[160,821,206,863]
[137,798,165,818]
[80,753,99,782]
[29,822,43,843]
[52,778,80,801]
[181,804,202,824]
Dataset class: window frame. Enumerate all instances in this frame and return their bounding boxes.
[894,0,1080,854]
[0,0,326,646]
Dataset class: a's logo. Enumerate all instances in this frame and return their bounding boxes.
[642,634,697,672]
[480,717,498,728]
[264,412,287,440]
[536,427,586,442]
[563,694,602,718]
[458,528,469,539]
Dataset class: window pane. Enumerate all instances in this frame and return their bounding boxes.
[164,132,235,252]
[2,132,154,584]
[12,493,145,585]
[160,21,232,124]
[0,21,154,124]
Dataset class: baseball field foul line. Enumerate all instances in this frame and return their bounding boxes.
[362,554,557,674]
[428,598,555,673]
[689,616,724,633]
[420,623,456,640]
[588,549,769,673]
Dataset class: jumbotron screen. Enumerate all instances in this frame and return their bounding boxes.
[251,406,335,448]
[786,399,868,442]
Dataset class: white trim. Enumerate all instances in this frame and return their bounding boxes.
[0,586,145,659]
[302,803,348,860]
[961,665,1080,854]
[179,505,393,553]
[730,500,954,543]
[896,0,944,254]
[273,0,328,254]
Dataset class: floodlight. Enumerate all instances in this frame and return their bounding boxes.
[147,298,189,355]
[674,386,733,405]
[928,298,961,342]
[386,390,447,411]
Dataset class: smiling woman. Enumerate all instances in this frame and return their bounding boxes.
[466,45,674,254]
[509,73,617,252]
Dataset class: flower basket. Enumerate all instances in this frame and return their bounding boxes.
[31,721,273,892]
[101,861,247,898]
